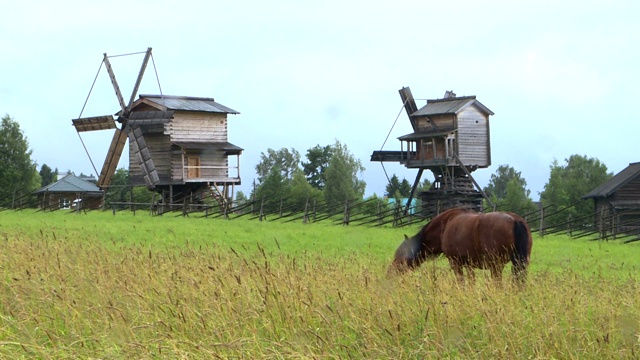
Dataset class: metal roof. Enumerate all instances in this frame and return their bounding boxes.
[173,141,244,155]
[412,96,494,117]
[139,95,240,114]
[34,174,103,195]
[583,162,640,199]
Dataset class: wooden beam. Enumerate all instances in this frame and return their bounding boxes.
[103,53,127,114]
[453,153,494,210]
[404,168,424,216]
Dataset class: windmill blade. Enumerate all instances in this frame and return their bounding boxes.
[399,86,418,130]
[72,115,116,132]
[97,128,128,188]
[128,125,160,188]
[103,53,127,114]
[125,48,153,113]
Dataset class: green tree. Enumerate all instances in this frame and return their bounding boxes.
[253,148,302,213]
[255,148,301,184]
[384,174,401,198]
[39,164,57,187]
[106,168,130,203]
[289,169,324,210]
[385,174,416,198]
[253,166,290,213]
[301,144,333,190]
[399,178,412,198]
[0,114,40,205]
[540,155,612,228]
[484,165,527,200]
[483,164,536,215]
[324,140,366,208]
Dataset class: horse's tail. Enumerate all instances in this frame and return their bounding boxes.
[511,220,529,281]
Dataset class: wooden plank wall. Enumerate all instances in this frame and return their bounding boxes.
[614,177,640,203]
[415,114,454,133]
[457,106,490,167]
[166,112,227,142]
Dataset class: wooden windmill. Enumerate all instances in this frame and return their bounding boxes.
[371,86,493,217]
[72,48,242,210]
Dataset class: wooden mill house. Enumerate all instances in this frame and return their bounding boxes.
[128,95,242,208]
[371,87,493,216]
[74,94,242,210]
[72,49,242,211]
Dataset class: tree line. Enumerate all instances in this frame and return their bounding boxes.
[0,113,616,230]
[237,141,367,214]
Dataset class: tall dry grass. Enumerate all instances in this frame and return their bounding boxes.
[0,210,638,358]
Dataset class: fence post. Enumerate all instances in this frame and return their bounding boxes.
[259,198,265,221]
[150,194,157,216]
[600,210,605,240]
[303,198,309,223]
[312,199,317,222]
[279,198,284,217]
[182,197,188,217]
[343,199,350,225]
[539,206,544,237]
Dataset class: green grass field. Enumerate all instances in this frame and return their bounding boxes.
[1,210,639,359]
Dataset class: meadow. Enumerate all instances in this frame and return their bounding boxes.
[0,210,639,359]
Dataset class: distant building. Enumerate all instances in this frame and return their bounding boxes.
[34,174,103,210]
[583,162,640,237]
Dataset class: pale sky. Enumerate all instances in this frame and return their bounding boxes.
[1,0,638,200]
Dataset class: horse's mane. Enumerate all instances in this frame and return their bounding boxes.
[417,208,474,238]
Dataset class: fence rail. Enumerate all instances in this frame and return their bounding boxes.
[4,188,640,242]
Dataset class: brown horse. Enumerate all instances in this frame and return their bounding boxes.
[389,208,532,282]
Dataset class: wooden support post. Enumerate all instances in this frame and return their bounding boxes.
[405,168,424,216]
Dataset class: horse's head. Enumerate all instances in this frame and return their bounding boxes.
[388,230,441,275]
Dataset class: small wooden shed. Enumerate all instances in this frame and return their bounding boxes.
[34,174,103,210]
[583,162,640,237]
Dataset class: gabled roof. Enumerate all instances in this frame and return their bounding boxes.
[136,95,240,114]
[412,96,494,117]
[34,174,103,195]
[583,162,640,199]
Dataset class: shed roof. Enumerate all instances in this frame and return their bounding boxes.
[137,95,240,114]
[34,174,103,195]
[398,129,455,141]
[173,141,244,155]
[582,162,640,199]
[412,96,494,117]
